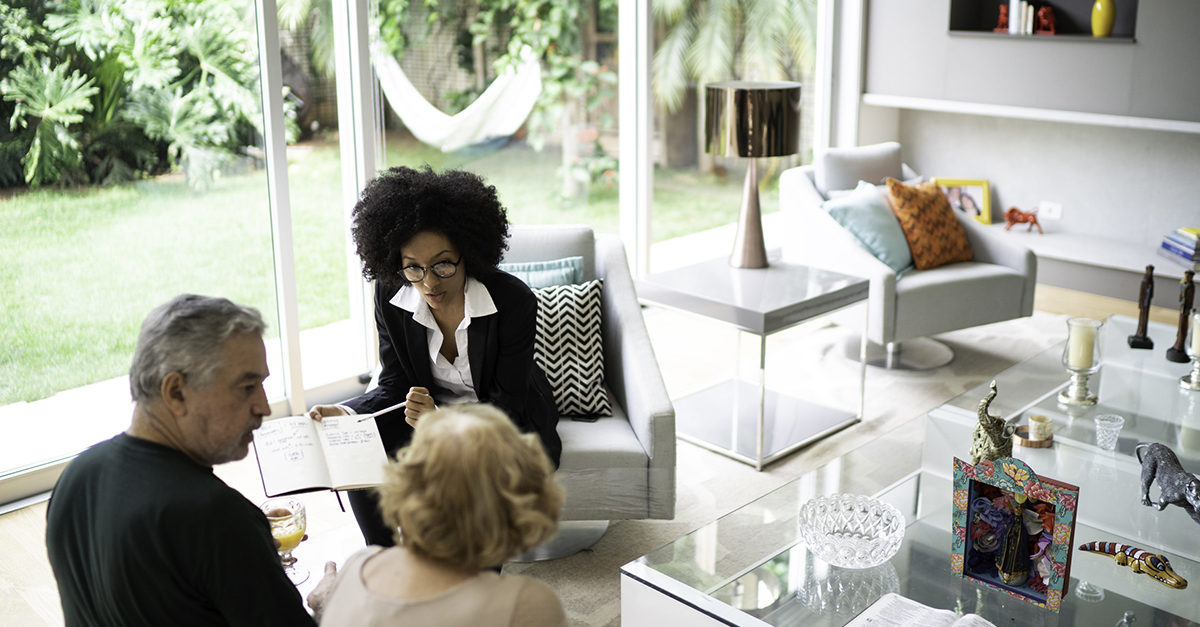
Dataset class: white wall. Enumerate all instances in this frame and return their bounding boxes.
[897,110,1200,246]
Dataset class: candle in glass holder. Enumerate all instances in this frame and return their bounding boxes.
[1068,321,1097,369]
[1192,310,1200,357]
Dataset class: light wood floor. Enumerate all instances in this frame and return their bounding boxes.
[0,284,1186,626]
[1034,284,1177,326]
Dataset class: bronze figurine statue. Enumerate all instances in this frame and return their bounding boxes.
[1167,270,1195,363]
[1129,265,1155,349]
[970,381,1015,465]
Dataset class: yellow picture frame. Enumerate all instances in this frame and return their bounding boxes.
[933,178,991,225]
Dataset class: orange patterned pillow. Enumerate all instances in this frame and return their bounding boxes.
[886,178,973,270]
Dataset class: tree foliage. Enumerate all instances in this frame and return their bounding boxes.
[468,0,618,150]
[0,0,274,189]
[652,0,817,113]
[373,0,617,153]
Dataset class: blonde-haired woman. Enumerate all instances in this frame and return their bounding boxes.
[319,404,566,627]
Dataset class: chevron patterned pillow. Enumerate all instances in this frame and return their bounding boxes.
[532,279,612,417]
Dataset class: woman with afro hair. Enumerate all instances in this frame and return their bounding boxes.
[308,166,561,547]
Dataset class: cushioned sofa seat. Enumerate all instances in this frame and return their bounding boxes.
[554,388,650,520]
[893,262,1028,342]
[505,225,675,523]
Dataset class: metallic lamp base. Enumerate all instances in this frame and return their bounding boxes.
[510,520,609,562]
[729,159,768,269]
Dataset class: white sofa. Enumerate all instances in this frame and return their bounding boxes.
[505,225,676,556]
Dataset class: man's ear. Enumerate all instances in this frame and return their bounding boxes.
[161,372,189,416]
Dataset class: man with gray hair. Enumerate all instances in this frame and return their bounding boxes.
[46,294,322,626]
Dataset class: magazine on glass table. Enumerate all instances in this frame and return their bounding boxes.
[847,593,996,627]
[252,413,389,496]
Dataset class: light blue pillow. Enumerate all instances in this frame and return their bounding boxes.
[499,256,585,287]
[821,181,915,276]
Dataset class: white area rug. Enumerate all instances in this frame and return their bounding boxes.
[505,310,1068,627]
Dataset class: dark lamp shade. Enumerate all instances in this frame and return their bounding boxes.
[704,81,802,158]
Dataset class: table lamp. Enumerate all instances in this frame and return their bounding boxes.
[704,80,802,269]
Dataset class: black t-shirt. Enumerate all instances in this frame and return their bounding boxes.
[45,434,317,627]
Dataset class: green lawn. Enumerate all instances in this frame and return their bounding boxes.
[0,132,778,405]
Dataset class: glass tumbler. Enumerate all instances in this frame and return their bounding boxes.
[1094,413,1125,451]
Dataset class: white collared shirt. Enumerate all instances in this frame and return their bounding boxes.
[391,277,497,405]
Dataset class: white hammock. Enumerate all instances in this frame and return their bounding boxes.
[372,46,542,152]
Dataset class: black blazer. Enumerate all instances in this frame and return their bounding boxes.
[345,270,562,466]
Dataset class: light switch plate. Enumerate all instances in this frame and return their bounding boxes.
[1039,201,1063,221]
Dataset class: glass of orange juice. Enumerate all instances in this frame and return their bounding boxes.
[260,498,308,585]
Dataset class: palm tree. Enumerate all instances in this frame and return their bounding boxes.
[278,0,336,79]
[652,0,817,171]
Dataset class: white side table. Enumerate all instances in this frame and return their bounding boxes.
[636,255,869,470]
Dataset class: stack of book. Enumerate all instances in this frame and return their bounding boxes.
[1159,227,1200,270]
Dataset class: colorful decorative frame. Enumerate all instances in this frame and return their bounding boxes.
[933,178,991,224]
[951,457,1079,612]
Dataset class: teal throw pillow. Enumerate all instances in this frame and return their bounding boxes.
[498,256,585,287]
[822,181,915,276]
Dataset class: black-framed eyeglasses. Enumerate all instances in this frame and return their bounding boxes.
[402,256,462,282]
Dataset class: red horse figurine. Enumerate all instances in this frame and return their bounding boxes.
[1005,207,1043,234]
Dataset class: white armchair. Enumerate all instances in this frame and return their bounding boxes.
[779,143,1037,369]
[505,225,676,557]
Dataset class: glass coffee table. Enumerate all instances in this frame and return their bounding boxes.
[621,315,1200,626]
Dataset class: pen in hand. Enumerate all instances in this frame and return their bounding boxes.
[356,401,406,422]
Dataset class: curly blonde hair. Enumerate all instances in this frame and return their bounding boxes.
[376,404,564,570]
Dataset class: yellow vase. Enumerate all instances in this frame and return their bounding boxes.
[1092,0,1116,37]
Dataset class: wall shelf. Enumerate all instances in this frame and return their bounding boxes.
[948,0,1139,39]
[947,30,1135,43]
[983,223,1192,301]
[866,3,1200,125]
[861,93,1200,135]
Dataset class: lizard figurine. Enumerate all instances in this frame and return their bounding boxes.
[969,380,1015,465]
[1079,541,1188,589]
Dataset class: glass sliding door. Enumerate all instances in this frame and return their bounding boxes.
[0,0,290,504]
[273,4,373,397]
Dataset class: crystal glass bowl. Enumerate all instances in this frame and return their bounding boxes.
[798,494,905,569]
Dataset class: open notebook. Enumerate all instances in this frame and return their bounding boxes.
[252,414,389,496]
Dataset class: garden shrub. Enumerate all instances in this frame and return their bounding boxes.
[0,0,286,190]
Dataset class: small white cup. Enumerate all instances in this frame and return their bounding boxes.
[1029,414,1053,441]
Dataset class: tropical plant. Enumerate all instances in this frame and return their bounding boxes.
[652,0,818,114]
[449,0,619,195]
[0,1,50,187]
[2,61,98,187]
[278,0,339,78]
[1,0,273,190]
